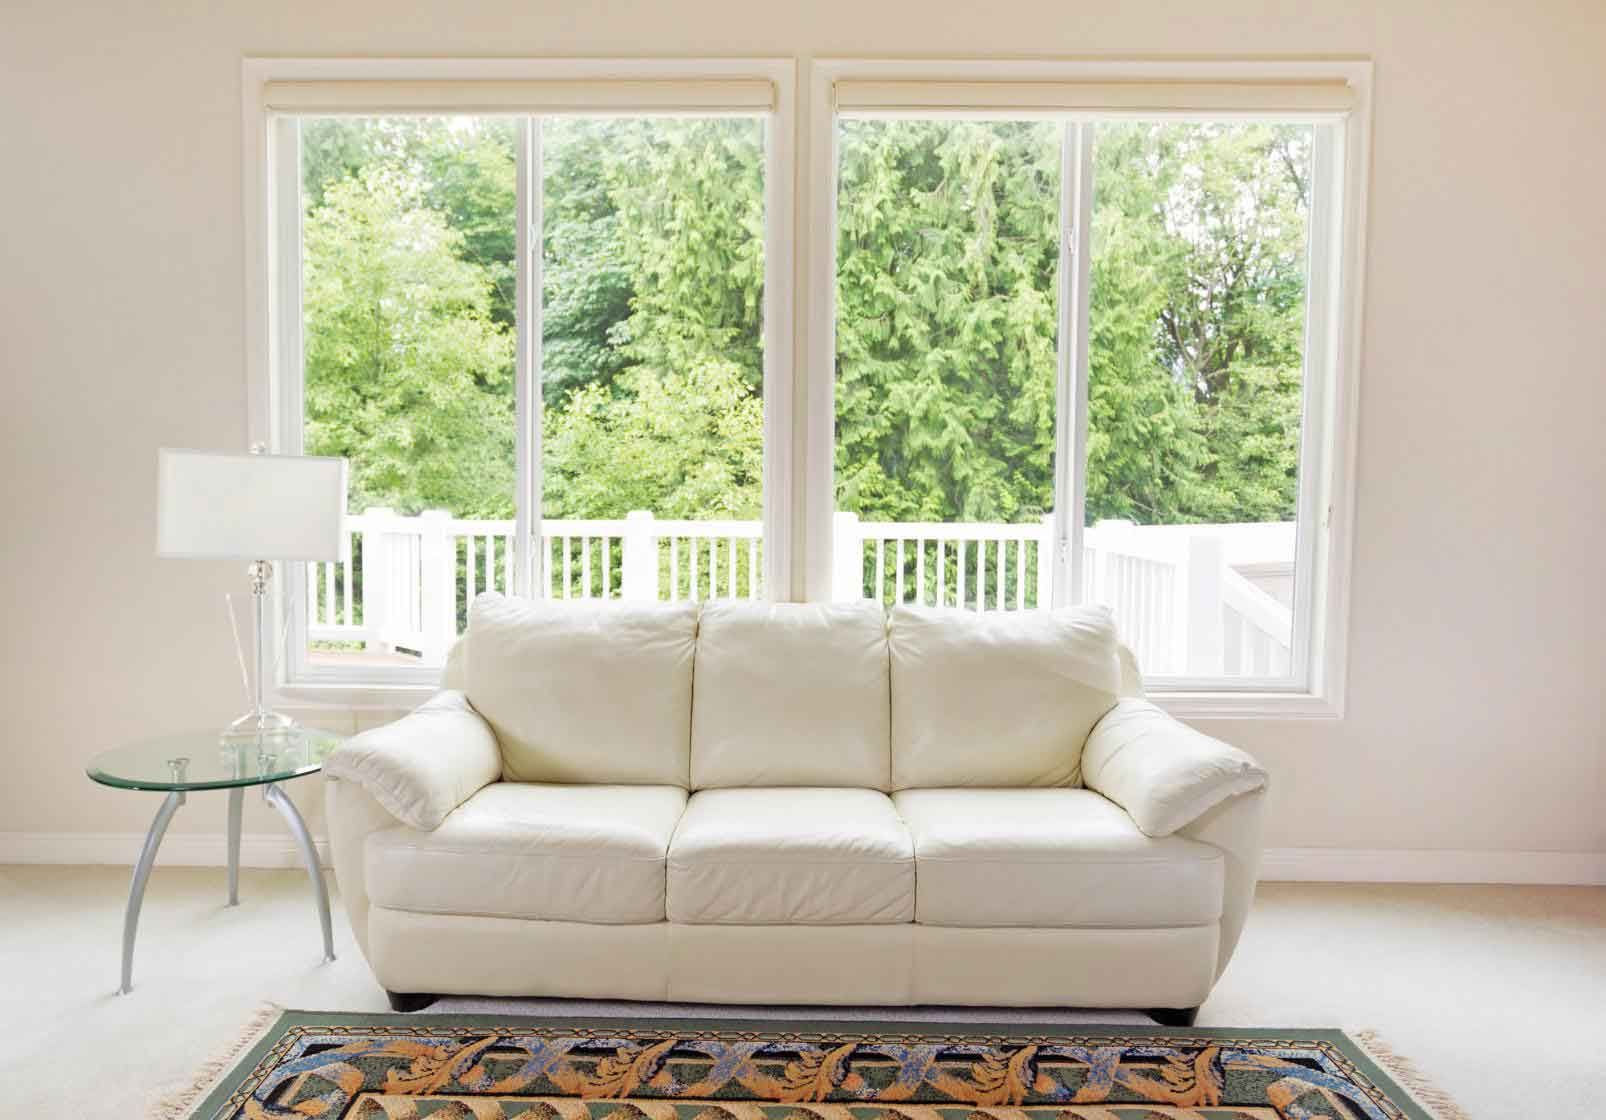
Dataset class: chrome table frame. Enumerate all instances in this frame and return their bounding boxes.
[119,781,335,994]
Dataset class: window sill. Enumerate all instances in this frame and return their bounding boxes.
[1150,689,1342,721]
[276,678,439,714]
[280,676,1342,722]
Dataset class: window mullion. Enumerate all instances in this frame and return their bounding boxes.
[514,116,543,599]
[271,115,313,688]
[1053,119,1095,608]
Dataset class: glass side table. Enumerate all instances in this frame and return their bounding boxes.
[86,726,342,993]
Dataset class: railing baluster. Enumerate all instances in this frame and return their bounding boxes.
[483,535,494,598]
[748,538,758,599]
[915,537,926,605]
[503,533,513,594]
[708,538,717,600]
[728,537,736,597]
[997,539,1006,611]
[321,559,335,627]
[956,540,966,609]
[562,537,572,599]
[1015,538,1025,611]
[464,535,476,607]
[976,542,986,613]
[874,540,886,606]
[689,536,698,600]
[895,538,905,604]
[342,550,353,628]
[669,537,679,602]
[934,540,945,606]
[581,536,592,599]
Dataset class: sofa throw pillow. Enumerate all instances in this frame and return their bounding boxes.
[888,604,1122,789]
[463,592,698,786]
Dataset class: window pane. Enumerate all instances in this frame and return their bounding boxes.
[299,117,518,667]
[835,119,1063,610]
[540,117,767,601]
[1084,121,1312,679]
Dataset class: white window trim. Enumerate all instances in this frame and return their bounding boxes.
[805,58,1371,719]
[241,56,797,708]
[243,55,1369,720]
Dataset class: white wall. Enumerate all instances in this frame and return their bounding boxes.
[2,0,1603,876]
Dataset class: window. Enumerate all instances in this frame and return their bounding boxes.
[815,62,1366,714]
[246,59,1366,714]
[249,64,790,692]
[1081,119,1316,683]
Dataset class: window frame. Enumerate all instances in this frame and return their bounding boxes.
[242,55,1369,719]
[242,57,797,707]
[806,59,1372,719]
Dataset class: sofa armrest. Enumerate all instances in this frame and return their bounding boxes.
[1082,699,1268,838]
[324,690,501,831]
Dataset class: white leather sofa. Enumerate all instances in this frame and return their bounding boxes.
[325,594,1268,1023]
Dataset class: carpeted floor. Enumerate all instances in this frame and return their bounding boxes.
[1,865,1601,1116]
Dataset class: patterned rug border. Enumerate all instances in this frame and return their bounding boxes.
[184,1010,1447,1120]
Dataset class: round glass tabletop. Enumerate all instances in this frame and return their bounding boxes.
[86,727,343,792]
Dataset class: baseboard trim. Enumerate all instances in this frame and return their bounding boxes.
[0,831,331,869]
[3,834,1600,885]
[1260,846,1606,886]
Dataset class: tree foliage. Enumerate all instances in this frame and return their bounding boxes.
[301,160,514,518]
[299,114,1309,531]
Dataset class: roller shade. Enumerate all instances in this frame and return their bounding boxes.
[264,78,776,115]
[834,79,1356,117]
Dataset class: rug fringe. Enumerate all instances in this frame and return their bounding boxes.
[1351,1029,1471,1120]
[146,1001,283,1120]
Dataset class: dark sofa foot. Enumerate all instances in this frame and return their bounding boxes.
[1145,1006,1200,1027]
[386,990,438,1013]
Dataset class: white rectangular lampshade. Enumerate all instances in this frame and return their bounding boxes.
[156,449,347,561]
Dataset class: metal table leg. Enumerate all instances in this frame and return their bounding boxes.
[227,787,243,906]
[264,782,335,963]
[121,790,184,995]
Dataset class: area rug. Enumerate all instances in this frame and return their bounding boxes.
[176,1012,1452,1120]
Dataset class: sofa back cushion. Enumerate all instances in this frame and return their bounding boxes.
[888,604,1122,789]
[463,593,698,786]
[691,600,891,789]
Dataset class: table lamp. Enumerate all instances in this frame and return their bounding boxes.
[156,448,347,734]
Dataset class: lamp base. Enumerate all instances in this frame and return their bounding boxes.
[225,709,300,737]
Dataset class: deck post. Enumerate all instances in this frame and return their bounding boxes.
[358,507,394,655]
[832,511,863,602]
[1184,534,1226,676]
[418,509,456,667]
[621,511,658,601]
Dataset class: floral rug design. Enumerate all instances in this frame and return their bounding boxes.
[188,1014,1436,1120]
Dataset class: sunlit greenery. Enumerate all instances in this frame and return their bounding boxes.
[300,115,1309,527]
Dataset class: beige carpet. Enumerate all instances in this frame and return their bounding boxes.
[1,864,1601,1117]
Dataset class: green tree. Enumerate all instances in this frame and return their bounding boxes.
[834,120,1061,524]
[298,113,1310,538]
[1089,122,1310,522]
[302,167,515,518]
[541,119,639,398]
[541,360,763,520]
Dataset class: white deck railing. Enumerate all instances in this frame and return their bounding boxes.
[308,509,1292,676]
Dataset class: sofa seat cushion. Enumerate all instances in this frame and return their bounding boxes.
[366,783,688,924]
[667,788,915,925]
[891,788,1224,928]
